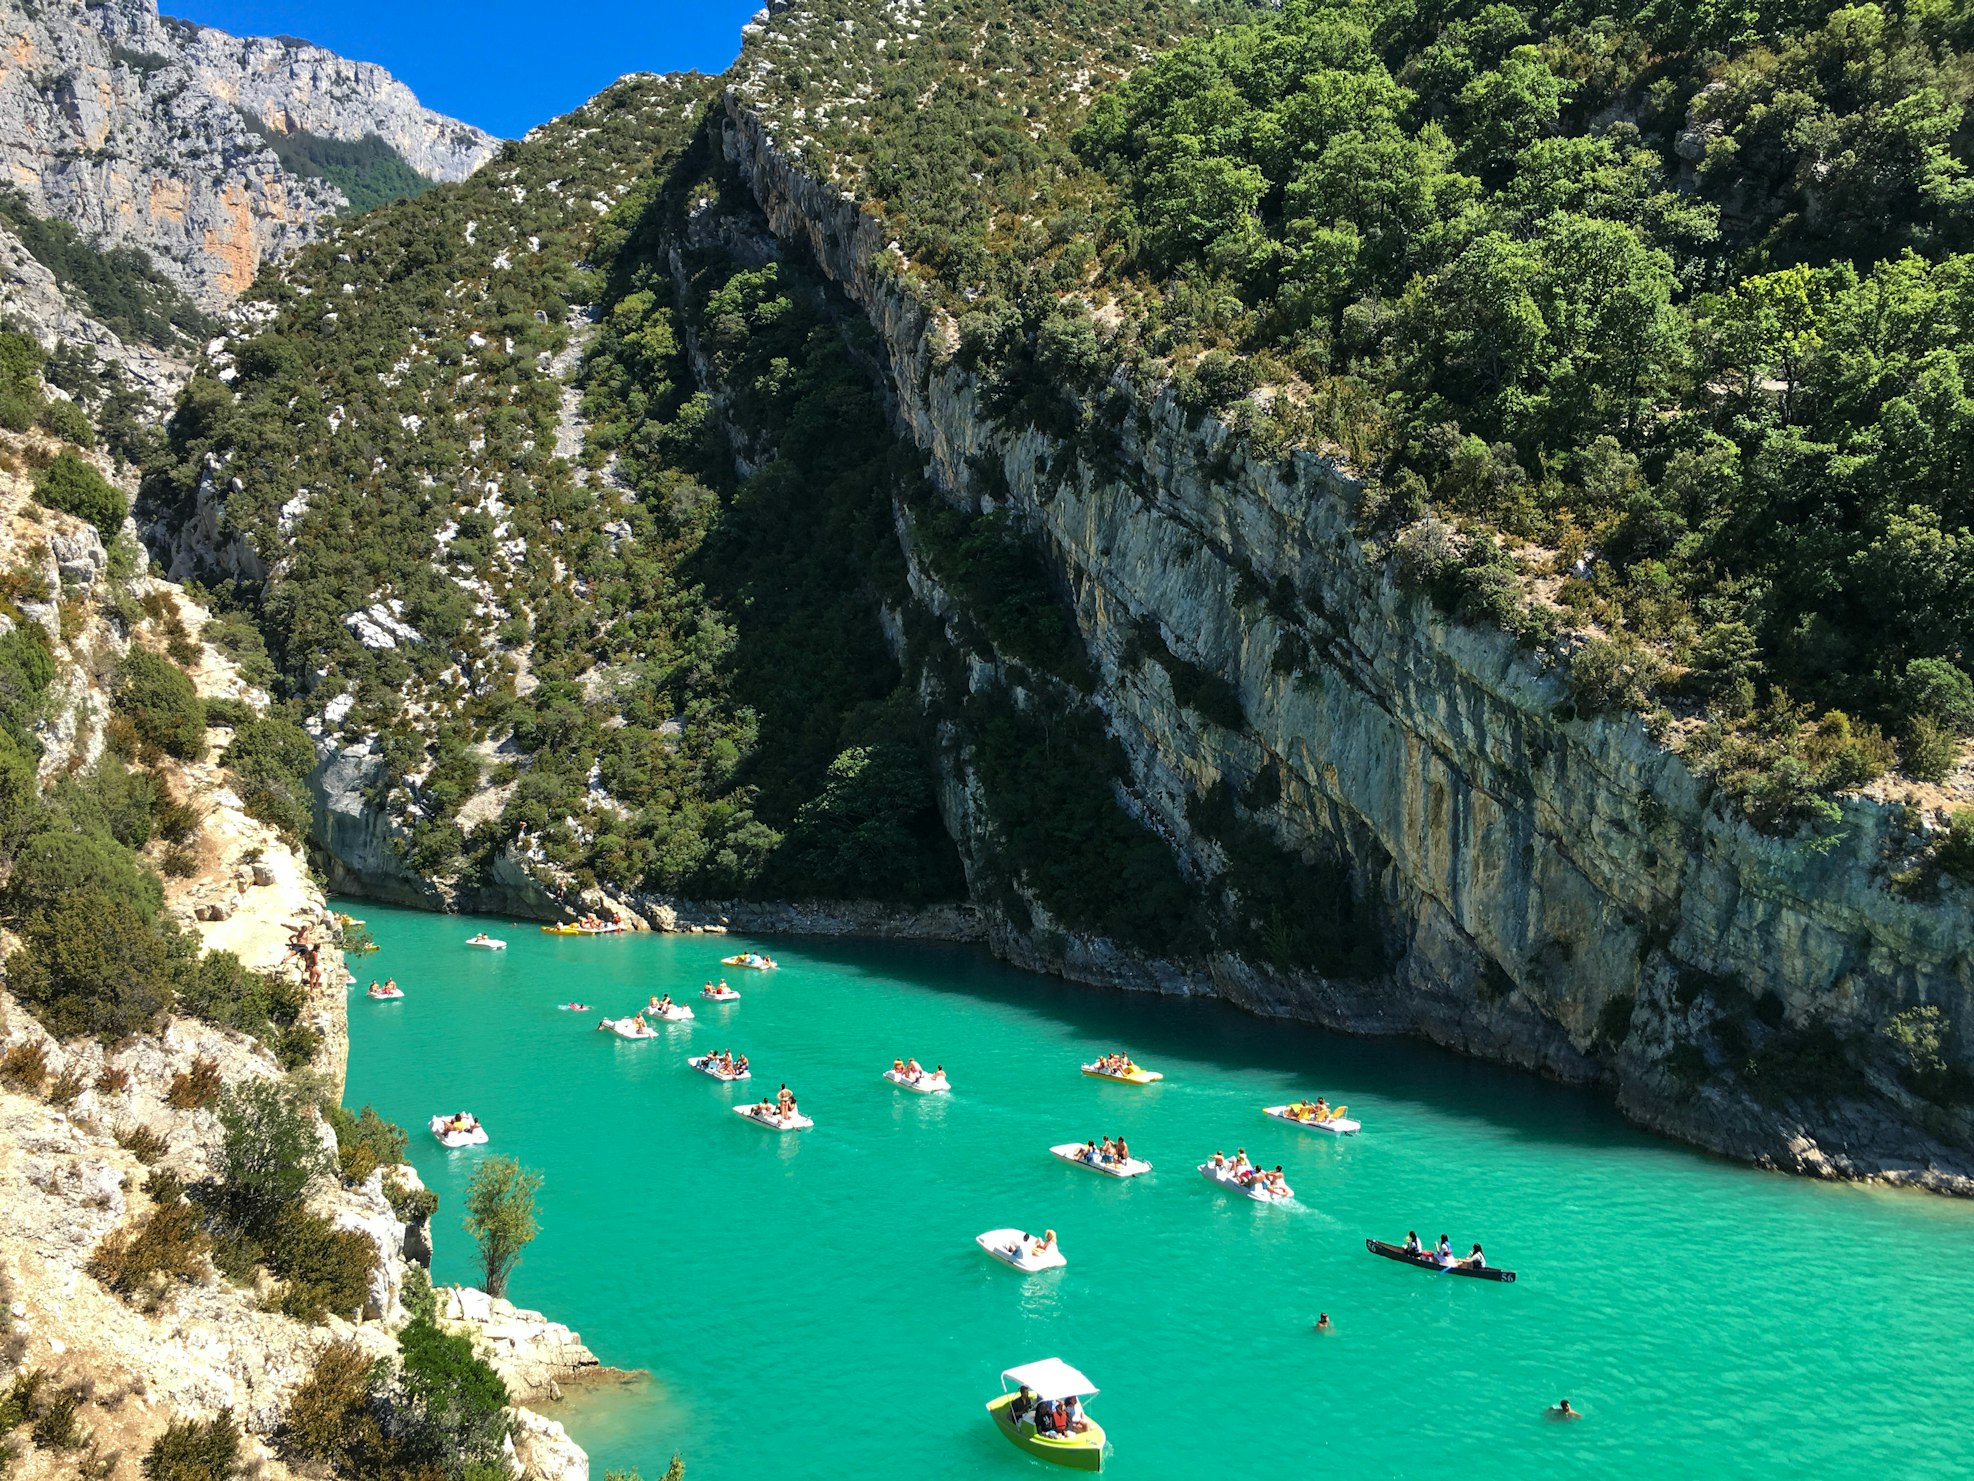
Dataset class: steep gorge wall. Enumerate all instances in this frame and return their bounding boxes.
[716,94,1974,1190]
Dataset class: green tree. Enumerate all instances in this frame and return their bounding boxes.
[141,1410,240,1481]
[117,650,206,761]
[463,1156,542,1299]
[214,1080,331,1238]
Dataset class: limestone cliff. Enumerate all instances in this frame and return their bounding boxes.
[711,91,1974,1192]
[0,0,497,307]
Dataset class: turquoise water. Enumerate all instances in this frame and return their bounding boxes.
[341,901,1974,1480]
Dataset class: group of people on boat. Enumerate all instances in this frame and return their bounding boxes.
[1087,1052,1143,1078]
[1001,1229,1058,1261]
[573,912,620,932]
[1076,1135,1134,1166]
[1007,1387,1089,1438]
[440,1112,481,1135]
[1399,1230,1488,1270]
[647,993,678,1014]
[1281,1097,1343,1122]
[889,1057,944,1085]
[366,978,402,999]
[702,979,738,998]
[744,1084,801,1120]
[704,1049,750,1077]
[601,1013,652,1033]
[1206,1148,1289,1196]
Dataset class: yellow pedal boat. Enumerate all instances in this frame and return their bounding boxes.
[540,923,585,935]
[1080,1061,1163,1085]
[987,1359,1105,1471]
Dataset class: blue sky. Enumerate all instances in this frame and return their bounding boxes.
[174,2,764,138]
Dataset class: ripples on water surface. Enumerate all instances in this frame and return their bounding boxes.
[340,903,1974,1479]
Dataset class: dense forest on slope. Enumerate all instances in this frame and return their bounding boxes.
[734,0,1974,838]
[142,77,961,903]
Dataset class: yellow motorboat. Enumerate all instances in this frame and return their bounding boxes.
[986,1358,1106,1471]
[1080,1060,1163,1086]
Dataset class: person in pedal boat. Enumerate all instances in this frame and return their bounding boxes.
[1080,1139,1101,1164]
[905,1057,924,1079]
[892,1057,906,1075]
[1035,1229,1057,1256]
[733,1053,749,1076]
[1114,1135,1132,1164]
[1230,1148,1252,1176]
[1312,1097,1331,1119]
[1401,1230,1424,1256]
[1209,1150,1228,1171]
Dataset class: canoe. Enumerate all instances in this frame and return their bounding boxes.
[1049,1143,1151,1179]
[883,1068,950,1094]
[986,1392,1105,1471]
[1080,1063,1163,1085]
[465,937,507,950]
[429,1115,487,1148]
[977,1228,1066,1272]
[734,1104,811,1131]
[1197,1162,1293,1202]
[688,1055,751,1082]
[1365,1238,1516,1282]
[1262,1104,1361,1135]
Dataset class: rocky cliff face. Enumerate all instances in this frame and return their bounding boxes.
[0,0,497,306]
[714,92,1974,1191]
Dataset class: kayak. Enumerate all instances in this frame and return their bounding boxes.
[734,1104,811,1131]
[465,936,507,950]
[1365,1238,1516,1282]
[1081,1062,1162,1085]
[688,1055,751,1082]
[721,953,777,970]
[1050,1143,1152,1179]
[700,986,742,1001]
[599,1017,659,1040]
[977,1228,1066,1272]
[429,1114,487,1148]
[1197,1161,1293,1202]
[1263,1104,1361,1135]
[883,1068,951,1094]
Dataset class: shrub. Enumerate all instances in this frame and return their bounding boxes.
[116,1123,170,1163]
[37,397,92,447]
[1939,810,1974,885]
[279,1339,385,1470]
[0,1041,48,1093]
[268,1210,377,1322]
[4,829,163,920]
[384,1171,439,1224]
[1567,635,1665,716]
[32,450,125,541]
[1899,659,1974,734]
[28,1382,87,1450]
[166,1057,222,1111]
[88,1199,209,1307]
[390,1317,510,1470]
[213,1079,330,1238]
[464,1155,541,1299]
[1903,715,1959,783]
[326,1104,408,1186]
[94,1064,130,1095]
[141,1410,240,1481]
[1880,1006,1969,1106]
[45,1065,86,1107]
[116,650,206,761]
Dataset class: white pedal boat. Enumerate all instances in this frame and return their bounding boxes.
[883,1068,950,1094]
[1198,1161,1294,1202]
[465,935,507,950]
[366,987,404,1001]
[600,1017,660,1040]
[430,1115,487,1148]
[1263,1104,1360,1135]
[1050,1142,1152,1178]
[640,1002,695,1022]
[977,1228,1066,1272]
[700,986,741,1002]
[688,1055,751,1082]
[734,1104,812,1131]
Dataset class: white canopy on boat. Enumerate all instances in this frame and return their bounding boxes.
[1000,1358,1098,1401]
